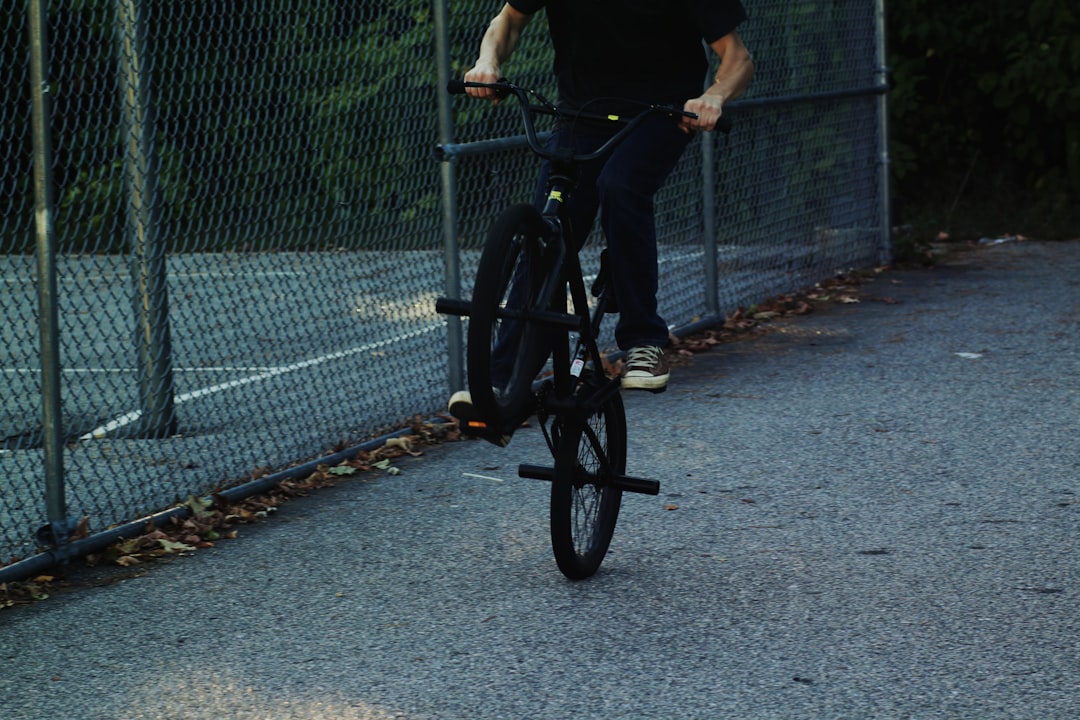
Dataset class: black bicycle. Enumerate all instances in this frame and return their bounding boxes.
[437,80,718,579]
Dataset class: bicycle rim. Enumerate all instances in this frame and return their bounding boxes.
[468,204,553,431]
[550,390,626,579]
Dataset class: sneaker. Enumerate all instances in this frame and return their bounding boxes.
[447,390,511,447]
[620,345,670,392]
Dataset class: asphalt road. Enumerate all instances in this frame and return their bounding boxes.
[1,239,1077,719]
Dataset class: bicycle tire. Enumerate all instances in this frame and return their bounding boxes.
[550,386,626,579]
[468,203,555,432]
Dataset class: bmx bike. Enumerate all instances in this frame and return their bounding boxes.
[437,79,725,579]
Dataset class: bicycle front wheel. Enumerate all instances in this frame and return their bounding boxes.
[550,389,627,579]
[468,203,555,431]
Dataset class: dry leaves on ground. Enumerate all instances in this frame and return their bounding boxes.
[0,415,462,610]
[666,268,887,365]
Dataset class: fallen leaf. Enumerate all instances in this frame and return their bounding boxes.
[116,538,142,555]
[158,539,196,554]
[71,516,91,540]
[185,495,214,520]
[384,437,412,452]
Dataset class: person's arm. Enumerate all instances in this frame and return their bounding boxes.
[681,30,754,133]
[464,4,534,103]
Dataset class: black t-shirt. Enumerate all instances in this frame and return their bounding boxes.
[508,0,747,112]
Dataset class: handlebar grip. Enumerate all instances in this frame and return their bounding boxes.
[447,79,512,99]
[675,108,733,134]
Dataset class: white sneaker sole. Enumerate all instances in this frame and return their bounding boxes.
[621,373,670,391]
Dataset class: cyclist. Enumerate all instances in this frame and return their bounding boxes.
[450,1,754,428]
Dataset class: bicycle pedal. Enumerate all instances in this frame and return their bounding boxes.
[591,250,619,312]
[460,420,512,448]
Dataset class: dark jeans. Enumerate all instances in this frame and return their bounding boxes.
[535,113,693,350]
[489,113,691,388]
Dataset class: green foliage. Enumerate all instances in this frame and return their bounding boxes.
[887,0,1080,235]
[299,2,441,242]
[5,0,530,253]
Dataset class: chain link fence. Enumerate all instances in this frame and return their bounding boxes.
[1,0,888,577]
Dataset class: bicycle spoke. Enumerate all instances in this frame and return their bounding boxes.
[549,385,626,579]
[467,204,553,434]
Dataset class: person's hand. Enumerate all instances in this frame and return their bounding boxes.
[680,94,725,133]
[464,63,503,104]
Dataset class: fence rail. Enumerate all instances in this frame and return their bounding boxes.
[1,0,889,580]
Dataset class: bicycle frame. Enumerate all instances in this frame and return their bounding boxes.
[437,80,691,578]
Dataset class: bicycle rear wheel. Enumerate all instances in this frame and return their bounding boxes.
[468,203,555,432]
[550,387,627,579]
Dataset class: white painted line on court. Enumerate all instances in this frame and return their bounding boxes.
[79,323,443,441]
[659,249,706,265]
[2,271,306,284]
[170,271,308,279]
[2,367,278,374]
[462,473,506,483]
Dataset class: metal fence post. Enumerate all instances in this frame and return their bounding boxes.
[875,0,893,264]
[434,0,465,392]
[701,128,719,318]
[28,0,73,546]
[116,0,177,437]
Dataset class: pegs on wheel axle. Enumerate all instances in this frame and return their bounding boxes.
[436,297,472,317]
[518,464,659,495]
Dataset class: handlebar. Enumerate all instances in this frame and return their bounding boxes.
[447,79,732,164]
